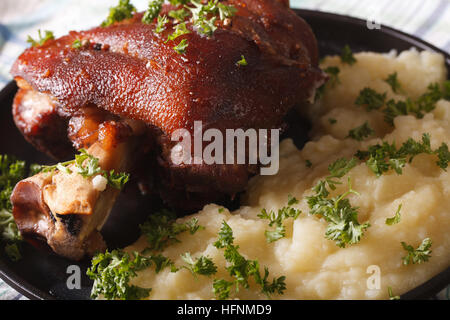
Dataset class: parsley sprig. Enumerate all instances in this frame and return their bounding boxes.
[39,149,130,190]
[87,250,152,300]
[0,155,30,261]
[340,45,357,65]
[401,238,432,265]
[347,121,375,141]
[140,0,237,54]
[385,72,402,93]
[258,195,302,243]
[139,209,204,252]
[356,133,450,176]
[307,158,370,248]
[213,221,286,299]
[355,81,450,125]
[385,204,402,225]
[27,30,55,47]
[181,252,217,276]
[102,0,136,27]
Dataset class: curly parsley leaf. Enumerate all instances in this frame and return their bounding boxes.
[140,209,204,252]
[181,252,217,276]
[155,15,169,33]
[236,55,248,67]
[39,149,130,190]
[307,158,369,248]
[355,88,387,111]
[385,72,402,93]
[386,204,402,225]
[142,0,164,24]
[102,0,136,27]
[213,221,286,299]
[0,155,29,261]
[348,121,375,141]
[340,45,357,65]
[87,250,152,300]
[388,286,400,300]
[27,30,54,47]
[401,238,432,265]
[356,133,450,176]
[258,195,302,243]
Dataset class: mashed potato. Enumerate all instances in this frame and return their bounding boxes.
[127,49,450,300]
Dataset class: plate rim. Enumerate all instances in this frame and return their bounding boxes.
[0,8,449,300]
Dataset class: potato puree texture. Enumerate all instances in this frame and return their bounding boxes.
[127,49,450,300]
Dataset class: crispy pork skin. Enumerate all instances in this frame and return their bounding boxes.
[11,0,324,214]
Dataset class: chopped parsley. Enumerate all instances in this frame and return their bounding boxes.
[213,221,286,299]
[155,15,169,33]
[168,8,190,22]
[236,55,248,67]
[385,72,402,93]
[27,30,55,47]
[87,250,152,300]
[140,209,204,252]
[71,39,83,49]
[181,252,217,276]
[102,0,136,27]
[173,38,189,54]
[324,66,340,87]
[388,286,400,300]
[306,160,313,168]
[258,195,302,243]
[385,204,402,225]
[348,121,375,141]
[401,238,432,265]
[329,118,337,125]
[315,67,341,101]
[166,22,191,41]
[356,133,450,176]
[0,155,29,261]
[356,82,449,126]
[155,0,237,54]
[142,0,164,24]
[340,45,357,65]
[39,149,130,190]
[306,158,370,248]
[355,88,387,111]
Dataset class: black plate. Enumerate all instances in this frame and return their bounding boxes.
[1,9,449,300]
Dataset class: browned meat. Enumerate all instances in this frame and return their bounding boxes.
[11,113,140,260]
[11,0,324,217]
[12,85,73,159]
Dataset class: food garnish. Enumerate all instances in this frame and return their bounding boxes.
[356,133,450,176]
[347,121,375,141]
[401,238,432,265]
[385,72,402,93]
[236,55,248,67]
[139,209,204,252]
[181,252,218,276]
[102,0,136,27]
[213,221,286,299]
[87,250,152,300]
[258,195,302,243]
[340,45,357,65]
[27,30,55,47]
[39,149,130,190]
[385,204,402,225]
[307,158,370,248]
[355,81,450,125]
[0,155,30,261]
[388,286,400,300]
